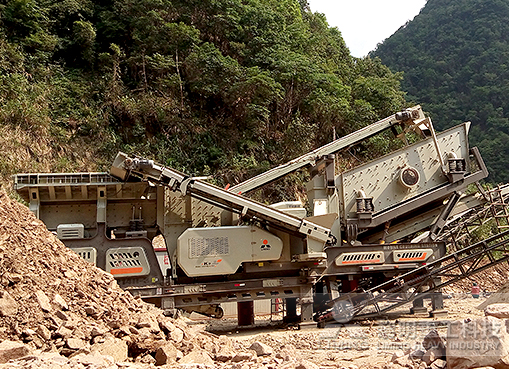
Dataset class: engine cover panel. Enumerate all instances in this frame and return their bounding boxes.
[177,226,283,277]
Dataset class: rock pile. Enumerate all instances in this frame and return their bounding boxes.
[387,303,509,369]
[388,329,446,369]
[0,191,253,368]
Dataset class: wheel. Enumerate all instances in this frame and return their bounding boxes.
[332,300,354,323]
[213,306,224,319]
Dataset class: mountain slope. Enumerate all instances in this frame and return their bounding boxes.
[372,0,509,183]
[0,0,406,200]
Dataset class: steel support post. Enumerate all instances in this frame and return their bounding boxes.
[285,298,298,323]
[237,301,254,326]
[299,285,314,324]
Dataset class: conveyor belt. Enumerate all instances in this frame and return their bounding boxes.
[318,229,509,323]
[230,106,426,194]
[110,153,335,245]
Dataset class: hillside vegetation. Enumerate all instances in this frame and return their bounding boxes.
[0,0,406,199]
[372,0,509,183]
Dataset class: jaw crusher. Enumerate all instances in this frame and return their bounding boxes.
[13,105,492,324]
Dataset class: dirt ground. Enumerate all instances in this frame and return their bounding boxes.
[197,293,490,368]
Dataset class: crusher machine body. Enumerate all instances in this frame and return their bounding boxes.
[14,106,492,324]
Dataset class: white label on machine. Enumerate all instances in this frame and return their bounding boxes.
[313,200,328,216]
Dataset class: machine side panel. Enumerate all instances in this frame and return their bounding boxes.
[40,203,97,230]
[177,226,283,277]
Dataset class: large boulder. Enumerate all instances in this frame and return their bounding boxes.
[447,316,509,369]
[249,341,273,356]
[0,292,18,317]
[485,304,509,319]
[155,342,183,366]
[0,340,31,363]
[90,337,128,362]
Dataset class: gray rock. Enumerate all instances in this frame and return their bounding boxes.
[249,341,273,356]
[52,294,68,311]
[34,290,52,312]
[409,349,425,361]
[232,351,254,362]
[0,291,18,317]
[0,340,32,364]
[447,316,509,369]
[423,329,446,350]
[36,325,52,341]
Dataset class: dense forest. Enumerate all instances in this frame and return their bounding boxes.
[0,0,406,200]
[372,0,509,183]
